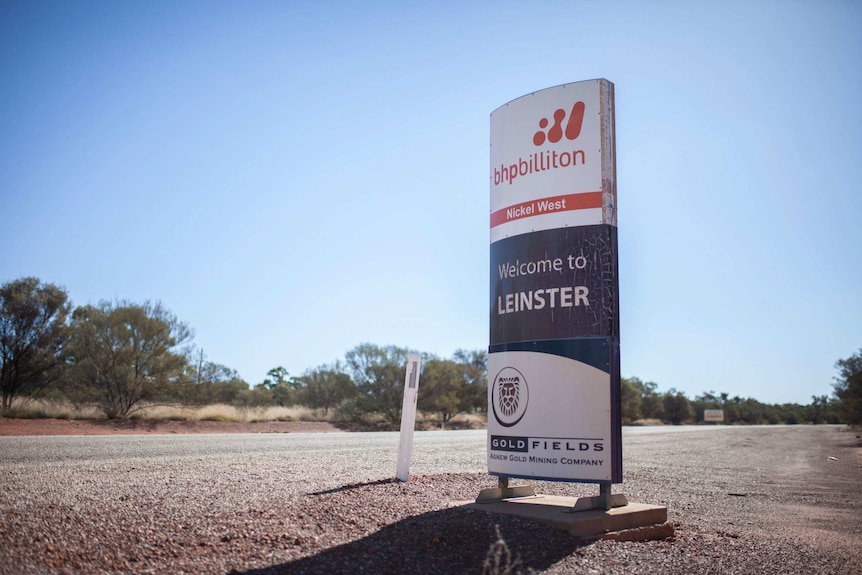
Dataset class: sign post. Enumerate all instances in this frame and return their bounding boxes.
[395,353,422,482]
[487,79,621,488]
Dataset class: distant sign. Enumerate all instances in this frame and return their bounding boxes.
[704,409,725,423]
[488,79,621,484]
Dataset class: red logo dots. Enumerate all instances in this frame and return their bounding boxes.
[533,101,586,146]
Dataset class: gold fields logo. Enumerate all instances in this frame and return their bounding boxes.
[491,367,529,427]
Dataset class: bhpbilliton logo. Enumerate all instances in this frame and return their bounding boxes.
[493,100,587,187]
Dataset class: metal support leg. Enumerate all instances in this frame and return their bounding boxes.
[599,483,612,511]
[475,476,536,503]
[563,484,628,513]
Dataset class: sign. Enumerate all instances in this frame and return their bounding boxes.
[703,409,725,423]
[488,79,621,484]
[396,353,421,481]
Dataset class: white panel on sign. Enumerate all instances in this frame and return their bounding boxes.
[490,79,615,243]
[487,351,613,482]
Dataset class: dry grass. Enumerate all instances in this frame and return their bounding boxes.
[2,399,102,420]
[452,412,487,428]
[3,400,489,427]
[482,526,533,575]
[132,404,322,423]
[4,401,347,423]
[632,418,664,426]
[415,411,487,430]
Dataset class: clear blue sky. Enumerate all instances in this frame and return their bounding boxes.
[2,0,860,405]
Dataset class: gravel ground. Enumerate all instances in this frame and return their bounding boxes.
[0,425,860,574]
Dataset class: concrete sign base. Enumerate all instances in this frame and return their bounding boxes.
[461,495,668,539]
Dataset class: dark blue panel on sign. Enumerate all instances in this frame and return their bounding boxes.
[490,225,619,346]
[489,337,611,374]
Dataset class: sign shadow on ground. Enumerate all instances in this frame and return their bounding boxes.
[236,505,587,575]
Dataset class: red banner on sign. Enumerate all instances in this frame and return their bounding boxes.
[490,192,602,229]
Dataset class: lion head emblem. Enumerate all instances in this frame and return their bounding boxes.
[498,379,520,417]
[491,367,528,428]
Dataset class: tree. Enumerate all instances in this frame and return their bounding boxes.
[722,394,743,423]
[452,348,488,413]
[805,395,839,424]
[181,353,249,405]
[208,374,250,405]
[418,358,475,426]
[344,343,411,425]
[662,389,694,424]
[0,277,72,411]
[620,377,642,424]
[296,362,356,414]
[627,377,664,421]
[260,366,301,406]
[261,366,293,389]
[833,349,862,424]
[68,300,192,418]
[734,397,770,424]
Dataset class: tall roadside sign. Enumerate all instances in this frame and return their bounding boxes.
[488,79,621,484]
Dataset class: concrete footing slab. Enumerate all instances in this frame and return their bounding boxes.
[460,495,669,539]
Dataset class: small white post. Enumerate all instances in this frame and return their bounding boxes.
[395,353,421,482]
